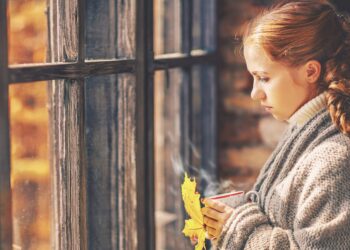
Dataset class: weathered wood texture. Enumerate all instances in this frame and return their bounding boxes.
[117,0,136,58]
[0,0,13,249]
[86,0,116,60]
[8,52,215,83]
[48,0,87,249]
[85,76,119,250]
[9,60,135,83]
[85,0,137,250]
[49,0,78,63]
[117,2,138,250]
[49,80,87,250]
[85,0,118,248]
[118,75,138,250]
[86,0,117,246]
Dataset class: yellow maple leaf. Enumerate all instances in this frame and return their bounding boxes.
[181,173,206,250]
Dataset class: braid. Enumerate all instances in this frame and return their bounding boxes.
[323,13,350,136]
[326,80,350,136]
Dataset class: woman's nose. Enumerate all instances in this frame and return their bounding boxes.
[250,83,265,101]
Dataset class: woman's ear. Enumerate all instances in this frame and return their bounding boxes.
[305,60,321,84]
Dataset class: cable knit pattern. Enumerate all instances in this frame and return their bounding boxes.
[215,108,350,249]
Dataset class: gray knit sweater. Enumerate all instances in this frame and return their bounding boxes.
[215,108,350,249]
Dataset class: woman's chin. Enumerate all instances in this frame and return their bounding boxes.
[271,113,286,122]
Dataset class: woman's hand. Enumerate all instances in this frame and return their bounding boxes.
[190,235,198,246]
[202,198,234,240]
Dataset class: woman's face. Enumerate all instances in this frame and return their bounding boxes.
[243,44,317,121]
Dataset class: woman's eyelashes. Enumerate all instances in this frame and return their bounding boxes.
[253,76,270,83]
[258,76,269,83]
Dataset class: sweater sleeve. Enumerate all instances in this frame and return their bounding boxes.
[215,140,350,250]
[214,202,298,250]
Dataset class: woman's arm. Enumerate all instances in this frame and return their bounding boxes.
[207,141,350,250]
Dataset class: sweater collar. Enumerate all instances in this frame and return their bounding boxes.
[287,92,327,127]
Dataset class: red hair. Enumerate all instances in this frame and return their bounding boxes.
[244,0,350,135]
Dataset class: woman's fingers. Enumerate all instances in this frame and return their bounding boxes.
[203,215,218,228]
[202,198,235,240]
[203,198,226,212]
[202,206,233,223]
[202,206,221,221]
[206,225,220,238]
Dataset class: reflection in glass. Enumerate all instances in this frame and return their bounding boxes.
[85,74,119,249]
[85,74,137,249]
[10,82,51,250]
[86,0,135,60]
[9,0,48,64]
[192,0,216,51]
[191,66,217,197]
[154,69,192,250]
[154,66,217,249]
[154,0,182,55]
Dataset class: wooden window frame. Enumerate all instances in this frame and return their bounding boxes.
[0,0,217,249]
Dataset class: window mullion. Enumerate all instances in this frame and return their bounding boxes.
[181,0,194,171]
[135,0,155,249]
[9,59,135,83]
[78,0,86,62]
[0,0,13,248]
[199,0,218,192]
[181,0,193,54]
[48,0,87,249]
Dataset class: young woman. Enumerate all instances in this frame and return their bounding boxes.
[202,1,350,249]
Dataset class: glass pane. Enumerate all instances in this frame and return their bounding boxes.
[86,0,136,60]
[155,67,217,249]
[85,74,137,249]
[192,0,216,51]
[154,69,192,250]
[9,82,51,250]
[191,66,217,196]
[9,0,48,64]
[154,0,182,55]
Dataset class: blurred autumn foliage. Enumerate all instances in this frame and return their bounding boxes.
[9,0,47,64]
[8,0,50,249]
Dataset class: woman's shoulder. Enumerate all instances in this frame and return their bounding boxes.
[300,132,350,174]
[290,132,350,192]
[316,132,350,156]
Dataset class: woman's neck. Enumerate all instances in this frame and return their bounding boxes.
[287,92,327,127]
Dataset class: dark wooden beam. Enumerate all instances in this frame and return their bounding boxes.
[9,60,135,83]
[8,51,216,84]
[135,0,155,249]
[153,51,216,70]
[0,0,13,248]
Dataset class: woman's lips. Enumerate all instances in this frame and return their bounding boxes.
[263,106,273,112]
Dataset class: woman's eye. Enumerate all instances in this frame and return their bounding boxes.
[258,77,269,83]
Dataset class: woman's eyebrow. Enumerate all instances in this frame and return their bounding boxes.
[252,71,268,75]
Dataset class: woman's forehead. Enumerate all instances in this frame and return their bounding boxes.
[243,44,276,73]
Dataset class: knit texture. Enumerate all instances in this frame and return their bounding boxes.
[287,92,327,127]
[215,108,350,249]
